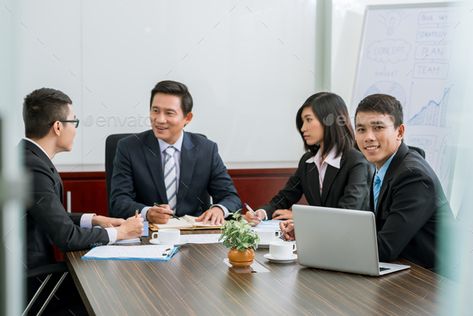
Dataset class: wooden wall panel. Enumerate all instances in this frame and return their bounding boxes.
[60,168,300,216]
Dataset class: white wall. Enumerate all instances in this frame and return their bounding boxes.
[15,0,318,170]
[13,0,456,171]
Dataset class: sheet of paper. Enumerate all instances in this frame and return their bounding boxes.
[152,215,222,230]
[155,218,193,230]
[113,238,141,245]
[82,245,178,261]
[255,220,282,231]
[180,234,222,244]
[182,215,222,228]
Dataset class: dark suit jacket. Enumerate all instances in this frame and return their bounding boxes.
[261,148,372,218]
[21,140,109,269]
[373,143,453,269]
[109,131,241,218]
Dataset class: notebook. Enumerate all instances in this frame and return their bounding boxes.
[149,215,222,231]
[292,205,410,276]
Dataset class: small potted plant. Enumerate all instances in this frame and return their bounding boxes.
[219,212,259,268]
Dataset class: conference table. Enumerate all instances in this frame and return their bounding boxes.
[66,236,451,316]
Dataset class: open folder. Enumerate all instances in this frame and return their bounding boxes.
[82,245,179,261]
[149,215,222,231]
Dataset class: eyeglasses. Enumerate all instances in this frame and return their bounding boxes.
[50,119,80,128]
[61,119,80,128]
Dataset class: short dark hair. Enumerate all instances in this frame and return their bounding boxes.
[296,92,355,157]
[23,88,72,138]
[355,94,403,127]
[149,80,193,115]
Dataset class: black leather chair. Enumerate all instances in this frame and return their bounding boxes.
[105,133,132,211]
[408,145,426,159]
[23,263,68,316]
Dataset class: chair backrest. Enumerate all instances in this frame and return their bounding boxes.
[408,145,426,159]
[105,133,132,210]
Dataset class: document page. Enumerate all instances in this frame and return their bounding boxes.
[82,245,178,261]
[151,215,223,230]
[179,234,222,244]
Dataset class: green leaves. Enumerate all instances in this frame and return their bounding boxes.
[219,212,259,251]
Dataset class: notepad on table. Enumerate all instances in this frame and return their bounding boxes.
[82,245,179,261]
[149,215,222,231]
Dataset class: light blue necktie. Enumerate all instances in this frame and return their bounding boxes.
[164,146,177,211]
[373,174,382,211]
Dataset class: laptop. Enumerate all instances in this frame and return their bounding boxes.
[292,205,410,276]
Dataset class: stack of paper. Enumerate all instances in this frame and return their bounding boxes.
[150,215,222,230]
[82,245,179,261]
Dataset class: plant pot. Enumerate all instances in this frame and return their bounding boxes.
[228,248,255,268]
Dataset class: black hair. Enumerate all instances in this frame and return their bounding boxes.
[23,88,72,138]
[296,92,355,157]
[150,80,193,115]
[355,94,403,127]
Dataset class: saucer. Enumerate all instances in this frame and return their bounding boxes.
[149,238,185,246]
[264,253,297,263]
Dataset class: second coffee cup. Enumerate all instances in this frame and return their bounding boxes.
[152,229,180,245]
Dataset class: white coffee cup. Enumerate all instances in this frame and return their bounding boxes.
[269,241,297,259]
[151,229,180,245]
[256,229,281,244]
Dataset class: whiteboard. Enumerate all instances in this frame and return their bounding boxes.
[352,2,462,195]
[15,0,317,169]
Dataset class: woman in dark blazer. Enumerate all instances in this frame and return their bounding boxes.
[245,92,371,223]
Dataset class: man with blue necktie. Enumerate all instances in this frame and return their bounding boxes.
[353,93,453,270]
[109,80,241,225]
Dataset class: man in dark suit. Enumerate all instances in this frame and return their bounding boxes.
[110,80,241,225]
[22,88,143,314]
[353,93,453,270]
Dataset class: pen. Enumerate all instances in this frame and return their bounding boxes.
[245,203,256,216]
[154,203,180,219]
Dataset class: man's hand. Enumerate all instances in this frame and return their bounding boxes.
[196,207,225,225]
[280,219,295,241]
[146,204,174,224]
[243,209,266,226]
[116,216,144,240]
[92,215,125,228]
[272,209,293,220]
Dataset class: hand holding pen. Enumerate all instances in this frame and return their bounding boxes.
[243,203,265,226]
[154,203,179,219]
[146,203,178,224]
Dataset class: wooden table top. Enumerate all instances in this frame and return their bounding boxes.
[66,241,451,316]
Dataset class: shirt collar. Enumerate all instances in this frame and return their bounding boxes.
[23,137,51,159]
[158,131,184,153]
[375,152,396,181]
[305,147,341,169]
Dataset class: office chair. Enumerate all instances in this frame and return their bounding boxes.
[23,262,68,316]
[408,145,426,159]
[105,133,132,211]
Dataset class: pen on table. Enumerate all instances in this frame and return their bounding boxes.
[154,203,180,219]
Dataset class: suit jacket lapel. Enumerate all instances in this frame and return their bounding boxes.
[321,165,339,204]
[177,133,196,210]
[22,139,64,202]
[141,132,167,203]
[376,143,409,213]
[305,161,322,205]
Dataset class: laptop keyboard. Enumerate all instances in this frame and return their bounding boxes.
[379,267,390,272]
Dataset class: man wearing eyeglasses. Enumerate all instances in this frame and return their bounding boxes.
[20,88,143,314]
